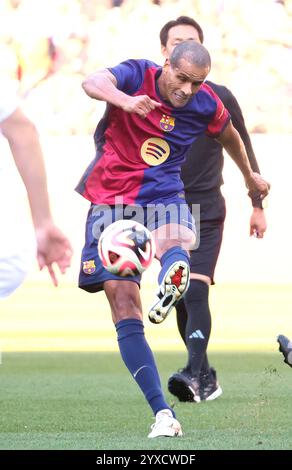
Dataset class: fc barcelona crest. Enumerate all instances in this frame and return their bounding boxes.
[160,114,175,132]
[83,260,96,274]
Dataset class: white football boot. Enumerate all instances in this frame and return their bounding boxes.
[148,409,183,438]
[148,261,190,324]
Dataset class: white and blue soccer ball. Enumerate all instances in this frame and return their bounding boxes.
[98,220,155,277]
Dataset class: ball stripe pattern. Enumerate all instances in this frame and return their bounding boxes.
[98,220,155,277]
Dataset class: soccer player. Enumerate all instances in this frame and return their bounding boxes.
[158,16,268,403]
[76,41,270,437]
[277,335,292,368]
[0,78,72,297]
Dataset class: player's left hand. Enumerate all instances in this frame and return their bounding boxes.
[249,207,267,238]
[245,172,270,199]
[35,222,73,286]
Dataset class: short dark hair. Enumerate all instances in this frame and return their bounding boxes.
[160,16,204,47]
[169,40,211,69]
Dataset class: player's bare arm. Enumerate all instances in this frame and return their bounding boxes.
[1,107,73,286]
[0,108,52,228]
[217,121,270,197]
[82,69,161,118]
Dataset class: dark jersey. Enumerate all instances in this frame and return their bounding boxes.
[181,81,260,202]
[76,60,230,206]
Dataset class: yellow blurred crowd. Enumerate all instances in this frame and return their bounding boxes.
[1,0,292,135]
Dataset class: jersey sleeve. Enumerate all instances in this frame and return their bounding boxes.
[204,85,231,137]
[108,59,157,95]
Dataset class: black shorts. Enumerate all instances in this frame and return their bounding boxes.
[188,191,226,283]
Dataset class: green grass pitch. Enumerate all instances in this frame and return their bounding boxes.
[0,281,291,449]
[0,351,291,450]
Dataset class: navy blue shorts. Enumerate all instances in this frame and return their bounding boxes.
[187,191,226,283]
[79,198,196,293]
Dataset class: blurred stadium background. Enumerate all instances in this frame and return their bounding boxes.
[1,0,292,353]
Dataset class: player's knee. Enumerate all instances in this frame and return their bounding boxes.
[153,224,195,258]
[190,273,211,285]
[176,299,187,317]
[185,279,209,303]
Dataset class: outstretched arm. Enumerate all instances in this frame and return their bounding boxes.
[227,93,268,237]
[215,85,268,237]
[0,108,72,285]
[216,121,270,197]
[221,87,260,174]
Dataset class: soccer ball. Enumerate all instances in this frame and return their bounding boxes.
[98,220,156,277]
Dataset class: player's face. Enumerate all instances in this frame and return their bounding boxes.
[159,58,210,107]
[161,25,201,59]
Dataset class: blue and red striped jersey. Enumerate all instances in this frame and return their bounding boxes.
[76,59,230,205]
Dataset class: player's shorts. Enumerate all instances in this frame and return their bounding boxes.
[79,197,196,293]
[186,190,226,283]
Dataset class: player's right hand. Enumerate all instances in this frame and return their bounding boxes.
[122,95,161,118]
[245,172,270,199]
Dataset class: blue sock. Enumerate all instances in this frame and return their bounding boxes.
[158,246,189,285]
[116,318,174,417]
